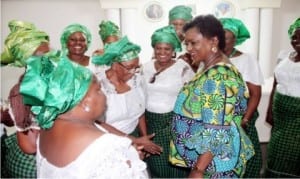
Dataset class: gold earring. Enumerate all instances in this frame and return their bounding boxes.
[211,46,217,53]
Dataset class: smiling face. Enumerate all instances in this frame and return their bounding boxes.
[67,32,88,56]
[291,28,300,53]
[184,27,212,64]
[153,43,174,63]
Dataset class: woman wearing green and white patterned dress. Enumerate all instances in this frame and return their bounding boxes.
[265,17,300,178]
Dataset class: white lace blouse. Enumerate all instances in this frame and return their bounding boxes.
[142,59,195,113]
[230,53,264,85]
[94,66,146,134]
[274,52,300,97]
[36,133,149,179]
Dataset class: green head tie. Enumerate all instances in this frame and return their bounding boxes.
[92,36,140,66]
[288,18,300,39]
[220,18,250,46]
[98,20,121,42]
[20,55,92,129]
[60,23,92,56]
[169,5,193,22]
[1,20,49,67]
[151,25,182,52]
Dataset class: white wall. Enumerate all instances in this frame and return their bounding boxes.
[1,0,300,140]
[1,0,105,99]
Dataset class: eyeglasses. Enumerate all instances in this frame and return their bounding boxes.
[118,63,141,74]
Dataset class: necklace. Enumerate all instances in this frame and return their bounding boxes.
[229,48,237,58]
[150,60,175,83]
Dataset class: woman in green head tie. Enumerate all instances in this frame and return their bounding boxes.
[92,36,163,157]
[265,17,300,178]
[169,5,199,72]
[18,54,149,178]
[1,19,52,178]
[1,20,50,67]
[142,25,194,178]
[93,20,121,56]
[60,23,93,68]
[169,5,193,42]
[220,17,264,178]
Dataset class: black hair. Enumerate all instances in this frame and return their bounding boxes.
[183,14,225,51]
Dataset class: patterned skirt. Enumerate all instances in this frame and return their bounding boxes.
[145,111,190,178]
[1,133,36,178]
[265,91,300,177]
[243,111,263,178]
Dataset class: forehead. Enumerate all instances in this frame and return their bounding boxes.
[293,28,300,35]
[154,42,173,48]
[104,35,119,44]
[184,27,203,39]
[120,58,139,66]
[170,19,186,25]
[69,31,85,38]
[225,29,235,37]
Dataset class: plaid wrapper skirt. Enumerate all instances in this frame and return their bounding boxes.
[1,133,36,178]
[145,110,190,178]
[243,111,263,178]
[265,91,300,178]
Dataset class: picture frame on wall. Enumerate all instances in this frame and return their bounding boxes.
[213,0,236,18]
[143,1,164,22]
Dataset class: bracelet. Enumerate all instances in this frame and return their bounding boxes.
[192,165,205,174]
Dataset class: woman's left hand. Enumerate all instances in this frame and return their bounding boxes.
[133,134,163,155]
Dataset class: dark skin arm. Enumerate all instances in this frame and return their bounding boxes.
[265,77,277,126]
[188,152,213,178]
[241,82,262,129]
[16,129,39,154]
[137,114,163,155]
[1,108,14,127]
[96,120,162,155]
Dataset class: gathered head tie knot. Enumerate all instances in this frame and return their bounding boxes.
[220,18,250,46]
[1,20,49,67]
[169,5,193,22]
[98,20,121,42]
[20,54,92,129]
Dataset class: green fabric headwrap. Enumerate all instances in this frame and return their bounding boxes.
[169,5,193,22]
[98,20,121,42]
[151,25,182,52]
[288,18,300,39]
[1,20,49,67]
[20,55,92,129]
[92,36,141,66]
[60,23,92,56]
[220,18,250,46]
